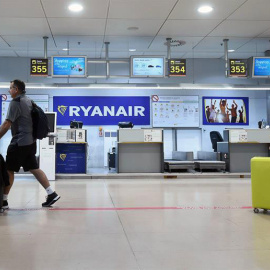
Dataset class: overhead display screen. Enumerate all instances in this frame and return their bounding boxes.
[130,56,165,77]
[229,59,247,77]
[253,57,270,77]
[30,59,48,76]
[52,56,87,77]
[168,59,186,76]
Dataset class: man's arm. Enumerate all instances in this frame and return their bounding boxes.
[0,120,12,139]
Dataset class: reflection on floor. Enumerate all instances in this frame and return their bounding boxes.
[1,177,269,270]
[88,167,117,174]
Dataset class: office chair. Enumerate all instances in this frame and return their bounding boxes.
[210,131,223,152]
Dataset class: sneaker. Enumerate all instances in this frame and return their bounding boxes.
[2,200,9,210]
[42,192,60,207]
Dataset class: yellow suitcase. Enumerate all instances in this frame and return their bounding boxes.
[251,157,270,213]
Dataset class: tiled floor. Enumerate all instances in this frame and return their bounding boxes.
[0,176,269,270]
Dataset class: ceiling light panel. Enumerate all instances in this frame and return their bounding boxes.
[198,6,213,13]
[68,3,83,12]
[169,0,246,20]
[42,0,109,18]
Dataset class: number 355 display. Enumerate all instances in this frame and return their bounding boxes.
[168,59,186,77]
[31,59,48,76]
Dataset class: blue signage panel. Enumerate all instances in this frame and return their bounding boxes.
[202,97,249,126]
[53,96,150,126]
[253,57,270,77]
[56,143,86,173]
[52,56,87,77]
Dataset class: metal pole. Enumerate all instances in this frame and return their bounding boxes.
[43,36,48,59]
[172,128,177,151]
[67,41,69,55]
[166,38,172,60]
[105,42,110,79]
[223,39,229,78]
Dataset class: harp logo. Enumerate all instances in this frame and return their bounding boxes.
[58,105,68,116]
[60,154,67,161]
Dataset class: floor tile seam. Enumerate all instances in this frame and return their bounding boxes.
[103,179,143,270]
[0,232,132,236]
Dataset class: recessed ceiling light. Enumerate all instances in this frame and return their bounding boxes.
[228,49,235,52]
[129,49,136,52]
[198,5,213,13]
[127,27,139,31]
[62,48,69,51]
[68,3,83,12]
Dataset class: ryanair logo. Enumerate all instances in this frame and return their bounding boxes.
[57,105,145,117]
[60,154,67,161]
[58,105,68,116]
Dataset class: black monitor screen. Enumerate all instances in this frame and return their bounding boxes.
[46,113,56,133]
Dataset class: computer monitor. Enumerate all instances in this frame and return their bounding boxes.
[45,112,57,134]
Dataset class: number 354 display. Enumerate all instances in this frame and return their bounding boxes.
[31,59,48,76]
[168,59,186,77]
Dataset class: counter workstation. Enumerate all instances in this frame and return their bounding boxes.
[217,129,270,173]
[116,129,164,173]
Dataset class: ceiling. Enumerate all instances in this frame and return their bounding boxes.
[1,0,270,59]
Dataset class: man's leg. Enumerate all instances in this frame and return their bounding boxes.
[2,171,14,209]
[29,168,50,189]
[4,170,15,195]
[30,168,60,207]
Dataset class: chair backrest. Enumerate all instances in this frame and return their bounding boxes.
[210,131,223,152]
[172,151,194,161]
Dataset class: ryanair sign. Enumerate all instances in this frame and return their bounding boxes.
[53,96,150,125]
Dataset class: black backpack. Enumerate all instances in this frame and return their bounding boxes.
[31,101,50,140]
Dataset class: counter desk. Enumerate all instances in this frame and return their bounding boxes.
[116,129,164,173]
[217,129,270,173]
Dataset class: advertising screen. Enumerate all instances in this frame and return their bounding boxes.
[52,56,87,77]
[252,57,270,77]
[202,97,249,125]
[130,56,165,77]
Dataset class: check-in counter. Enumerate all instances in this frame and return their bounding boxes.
[117,129,164,173]
[217,129,270,173]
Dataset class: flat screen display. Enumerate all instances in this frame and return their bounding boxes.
[130,56,165,77]
[52,56,87,77]
[45,112,57,133]
[202,97,249,126]
[252,57,270,77]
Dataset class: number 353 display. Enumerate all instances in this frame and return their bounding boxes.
[168,59,186,77]
[31,59,48,76]
[229,59,247,77]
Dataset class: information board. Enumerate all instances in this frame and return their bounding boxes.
[152,96,199,127]
[168,59,186,76]
[30,59,48,76]
[229,59,247,77]
[2,95,49,123]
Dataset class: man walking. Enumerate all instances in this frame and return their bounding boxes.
[0,80,60,209]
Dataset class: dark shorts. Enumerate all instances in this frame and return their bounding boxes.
[6,142,39,172]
